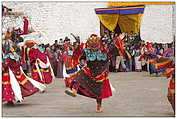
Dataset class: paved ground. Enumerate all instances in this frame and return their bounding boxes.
[2,72,175,117]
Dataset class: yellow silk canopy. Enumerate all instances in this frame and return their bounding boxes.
[96,2,175,33]
[97,13,143,33]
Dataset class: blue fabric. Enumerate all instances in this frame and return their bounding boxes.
[63,50,73,56]
[144,54,157,59]
[66,67,78,74]
[125,59,133,71]
[68,50,73,56]
[4,40,13,53]
[84,49,107,61]
[5,41,10,52]
[3,53,20,61]
[149,63,165,74]
[164,53,174,58]
[95,5,145,15]
[32,45,45,53]
[156,49,161,55]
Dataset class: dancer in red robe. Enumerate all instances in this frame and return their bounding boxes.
[24,40,55,86]
[2,38,46,105]
[140,48,175,113]
[61,41,79,87]
[65,34,112,112]
[164,68,175,113]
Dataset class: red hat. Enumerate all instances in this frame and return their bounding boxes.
[90,34,97,37]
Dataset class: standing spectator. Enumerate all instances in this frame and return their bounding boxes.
[163,43,174,58]
[128,31,135,43]
[59,38,63,46]
[56,47,63,78]
[140,44,148,71]
[126,46,135,72]
[53,40,59,50]
[114,33,126,72]
[134,47,142,72]
[102,31,111,43]
[146,43,158,76]
[108,41,118,72]
[2,5,12,16]
[4,28,12,40]
[156,44,164,56]
[45,45,57,76]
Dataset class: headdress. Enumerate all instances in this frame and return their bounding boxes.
[25,40,37,48]
[86,34,101,50]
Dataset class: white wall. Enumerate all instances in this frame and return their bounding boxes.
[3,1,107,44]
[141,5,175,43]
[2,2,175,44]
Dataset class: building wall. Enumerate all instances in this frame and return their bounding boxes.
[3,1,107,44]
[2,2,175,44]
[141,5,175,43]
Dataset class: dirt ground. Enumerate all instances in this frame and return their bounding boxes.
[2,72,175,117]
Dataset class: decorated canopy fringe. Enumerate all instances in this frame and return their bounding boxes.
[95,5,145,33]
[107,2,175,7]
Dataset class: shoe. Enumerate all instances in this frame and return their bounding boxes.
[96,105,103,113]
[65,89,77,97]
[114,69,119,72]
[40,90,46,93]
[6,101,14,106]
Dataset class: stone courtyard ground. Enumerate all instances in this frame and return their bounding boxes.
[2,72,175,117]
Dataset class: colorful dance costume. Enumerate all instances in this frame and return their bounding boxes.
[164,68,175,112]
[140,43,165,75]
[25,40,54,85]
[65,34,112,112]
[141,48,175,112]
[2,39,46,104]
[61,42,79,87]
[156,50,175,113]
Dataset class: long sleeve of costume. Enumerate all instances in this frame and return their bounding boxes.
[29,48,47,65]
[73,48,84,67]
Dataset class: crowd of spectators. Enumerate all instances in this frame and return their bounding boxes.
[34,30,174,77]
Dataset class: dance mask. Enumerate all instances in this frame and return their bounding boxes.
[86,34,101,51]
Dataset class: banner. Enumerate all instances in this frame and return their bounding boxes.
[95,5,145,33]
